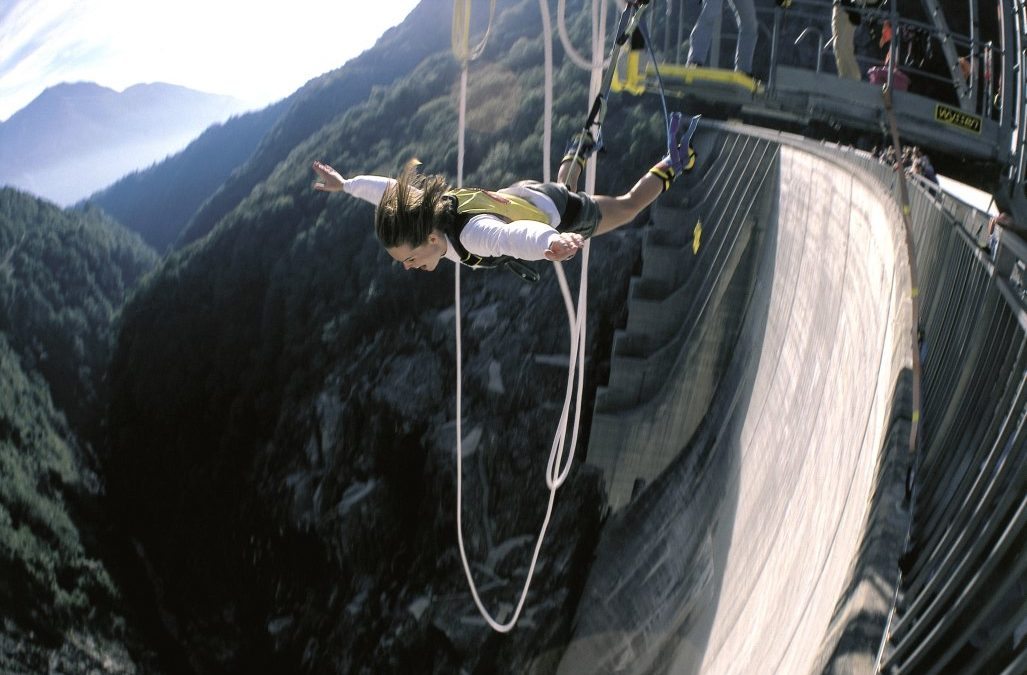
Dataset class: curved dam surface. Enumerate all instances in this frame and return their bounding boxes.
[562,129,913,674]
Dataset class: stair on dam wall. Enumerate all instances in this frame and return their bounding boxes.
[586,129,779,507]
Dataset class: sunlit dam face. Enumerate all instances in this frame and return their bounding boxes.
[386,232,447,272]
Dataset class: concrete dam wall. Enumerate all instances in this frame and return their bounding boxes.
[564,129,913,674]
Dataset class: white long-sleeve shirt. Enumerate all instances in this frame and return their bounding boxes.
[342,175,562,262]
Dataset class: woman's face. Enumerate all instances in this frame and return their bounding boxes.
[387,230,447,271]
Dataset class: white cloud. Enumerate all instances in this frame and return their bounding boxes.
[0,0,421,120]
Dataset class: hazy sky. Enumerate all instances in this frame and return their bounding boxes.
[0,0,421,121]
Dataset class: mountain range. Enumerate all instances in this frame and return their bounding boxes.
[0,82,252,206]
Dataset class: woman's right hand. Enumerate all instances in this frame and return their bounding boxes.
[312,161,345,192]
[544,232,585,262]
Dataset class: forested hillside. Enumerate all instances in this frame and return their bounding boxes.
[0,188,158,671]
[103,0,667,671]
[86,102,287,253]
[0,190,157,434]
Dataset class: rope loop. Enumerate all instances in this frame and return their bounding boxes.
[451,0,629,634]
[557,0,608,71]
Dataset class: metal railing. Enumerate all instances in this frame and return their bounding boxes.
[870,154,1027,674]
[776,138,1027,674]
[641,0,1005,112]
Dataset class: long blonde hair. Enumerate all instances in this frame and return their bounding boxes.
[374,160,453,248]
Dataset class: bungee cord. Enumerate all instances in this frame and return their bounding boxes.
[558,0,611,71]
[451,0,624,632]
[451,0,648,633]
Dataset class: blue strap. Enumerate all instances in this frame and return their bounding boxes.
[637,21,702,172]
[667,112,683,171]
[636,20,673,150]
[571,0,699,174]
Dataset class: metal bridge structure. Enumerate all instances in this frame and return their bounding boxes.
[609,0,1027,222]
[564,2,1027,673]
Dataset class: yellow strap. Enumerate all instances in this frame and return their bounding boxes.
[654,63,763,93]
[649,166,674,192]
[452,0,497,63]
[448,188,549,223]
[611,50,647,95]
[452,0,470,58]
[562,152,587,169]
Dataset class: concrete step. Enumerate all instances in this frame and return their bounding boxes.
[648,213,701,249]
[640,242,691,283]
[622,295,681,346]
[584,411,630,468]
[612,328,661,361]
[594,383,640,413]
[631,275,673,303]
[611,328,659,359]
[600,352,649,410]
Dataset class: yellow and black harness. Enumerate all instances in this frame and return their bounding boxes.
[442,187,550,282]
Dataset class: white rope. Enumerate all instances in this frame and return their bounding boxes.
[558,0,610,71]
[457,67,468,188]
[541,0,554,183]
[452,0,601,633]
